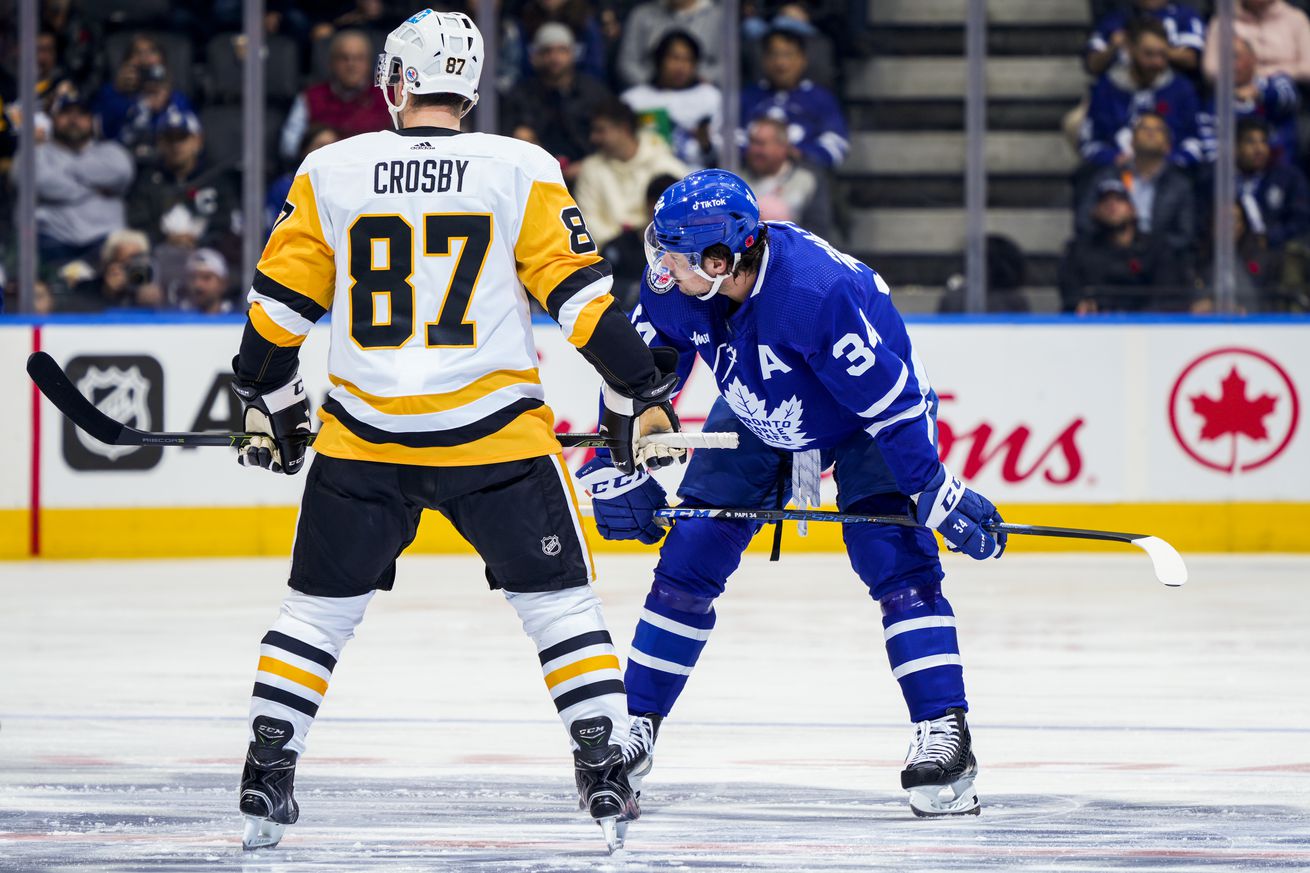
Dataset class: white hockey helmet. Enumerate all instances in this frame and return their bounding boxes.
[376,9,484,124]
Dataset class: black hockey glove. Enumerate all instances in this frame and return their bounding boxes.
[232,372,312,475]
[600,346,683,475]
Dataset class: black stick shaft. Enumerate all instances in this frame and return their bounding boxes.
[28,352,647,450]
[654,508,1149,545]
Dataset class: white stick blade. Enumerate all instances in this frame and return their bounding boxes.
[1132,536,1188,587]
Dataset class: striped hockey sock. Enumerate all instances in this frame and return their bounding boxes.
[505,587,628,741]
[625,588,716,717]
[880,584,967,722]
[249,591,373,755]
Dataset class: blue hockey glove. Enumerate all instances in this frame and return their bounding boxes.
[576,457,668,544]
[913,466,1006,559]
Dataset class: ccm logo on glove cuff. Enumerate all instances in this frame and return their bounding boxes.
[580,465,650,498]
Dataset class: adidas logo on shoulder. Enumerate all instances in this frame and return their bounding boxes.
[411,141,434,150]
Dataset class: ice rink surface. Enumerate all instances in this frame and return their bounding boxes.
[2,551,1308,872]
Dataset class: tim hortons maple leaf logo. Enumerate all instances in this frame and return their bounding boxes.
[1169,348,1300,474]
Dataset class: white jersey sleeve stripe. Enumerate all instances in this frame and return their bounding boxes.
[864,397,929,438]
[248,291,316,337]
[859,361,909,419]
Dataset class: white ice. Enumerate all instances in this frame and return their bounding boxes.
[2,552,1308,872]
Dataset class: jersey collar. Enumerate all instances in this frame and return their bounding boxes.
[392,126,464,138]
[748,241,771,298]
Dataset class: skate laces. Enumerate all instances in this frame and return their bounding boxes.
[908,715,960,766]
[621,716,655,765]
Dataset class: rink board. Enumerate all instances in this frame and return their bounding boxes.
[1,317,1308,558]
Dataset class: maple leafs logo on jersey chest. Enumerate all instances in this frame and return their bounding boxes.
[723,378,812,449]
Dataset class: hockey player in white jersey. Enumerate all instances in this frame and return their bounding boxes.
[230,9,676,852]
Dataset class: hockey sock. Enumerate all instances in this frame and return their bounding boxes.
[249,590,374,755]
[504,586,628,746]
[879,582,968,723]
[625,582,716,718]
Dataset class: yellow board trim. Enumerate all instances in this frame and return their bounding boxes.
[544,654,622,690]
[248,302,308,348]
[12,503,1310,560]
[0,509,29,559]
[257,656,329,695]
[329,368,541,417]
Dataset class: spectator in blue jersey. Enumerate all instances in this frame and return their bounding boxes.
[118,62,197,166]
[1086,0,1205,76]
[1059,178,1189,313]
[578,170,1005,820]
[1234,118,1310,250]
[93,34,195,151]
[1198,36,1299,164]
[741,28,849,169]
[1077,113,1195,253]
[1081,17,1202,169]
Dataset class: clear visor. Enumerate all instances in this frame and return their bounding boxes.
[643,222,702,291]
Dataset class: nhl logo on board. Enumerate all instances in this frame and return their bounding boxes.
[61,355,165,471]
[541,535,561,556]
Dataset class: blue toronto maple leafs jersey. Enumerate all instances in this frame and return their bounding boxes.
[634,221,942,495]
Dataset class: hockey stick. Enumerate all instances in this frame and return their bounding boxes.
[25,351,739,452]
[578,502,1187,587]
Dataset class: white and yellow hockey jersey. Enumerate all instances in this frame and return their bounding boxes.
[244,126,617,466]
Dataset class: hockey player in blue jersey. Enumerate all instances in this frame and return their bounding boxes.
[576,169,1007,817]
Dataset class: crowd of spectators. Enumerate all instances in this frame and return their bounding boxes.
[1062,0,1310,313]
[0,0,860,315]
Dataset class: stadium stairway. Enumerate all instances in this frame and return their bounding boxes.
[842,0,1090,312]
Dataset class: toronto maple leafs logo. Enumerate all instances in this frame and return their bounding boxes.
[722,378,812,449]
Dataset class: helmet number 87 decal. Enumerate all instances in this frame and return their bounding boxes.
[560,206,597,255]
[445,57,466,74]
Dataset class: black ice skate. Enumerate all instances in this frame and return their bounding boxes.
[900,707,981,817]
[571,716,641,853]
[239,716,300,850]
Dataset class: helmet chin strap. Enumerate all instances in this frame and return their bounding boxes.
[385,84,410,129]
[691,253,741,301]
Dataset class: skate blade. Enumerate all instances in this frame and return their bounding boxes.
[908,776,981,818]
[628,753,653,798]
[598,815,627,854]
[242,815,286,850]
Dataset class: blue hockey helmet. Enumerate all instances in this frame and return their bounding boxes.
[644,169,761,298]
